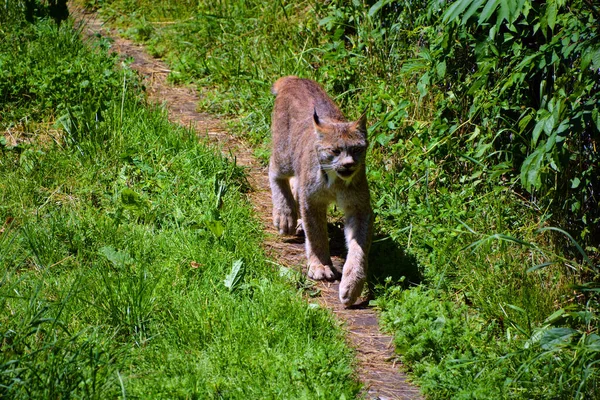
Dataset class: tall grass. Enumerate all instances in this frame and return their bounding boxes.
[90,0,600,397]
[0,6,359,398]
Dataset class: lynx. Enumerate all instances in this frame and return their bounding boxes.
[269,76,373,306]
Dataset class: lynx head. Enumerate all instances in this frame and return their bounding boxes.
[313,110,368,182]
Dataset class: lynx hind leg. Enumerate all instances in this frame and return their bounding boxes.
[269,165,298,235]
[289,177,304,236]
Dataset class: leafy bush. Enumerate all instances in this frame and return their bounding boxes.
[432,0,599,243]
[0,0,68,26]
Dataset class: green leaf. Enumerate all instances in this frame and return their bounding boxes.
[571,177,581,189]
[443,0,472,23]
[506,303,526,313]
[544,308,566,324]
[571,201,581,212]
[133,159,154,174]
[368,0,386,17]
[205,219,225,238]
[318,16,335,27]
[432,316,446,330]
[592,47,600,70]
[532,119,544,146]
[436,61,446,78]
[278,265,298,280]
[593,108,600,132]
[585,334,600,351]
[462,233,534,253]
[497,0,510,25]
[513,0,527,21]
[461,0,487,24]
[539,327,577,350]
[121,188,142,207]
[525,328,545,348]
[555,119,569,135]
[478,0,500,25]
[400,59,428,74]
[518,113,532,133]
[99,246,133,267]
[516,52,541,71]
[581,49,593,70]
[545,132,557,152]
[376,132,394,146]
[224,259,245,292]
[417,72,430,98]
[520,146,545,192]
[545,0,558,31]
[526,261,554,273]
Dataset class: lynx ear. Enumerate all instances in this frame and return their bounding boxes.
[355,109,368,134]
[313,109,333,139]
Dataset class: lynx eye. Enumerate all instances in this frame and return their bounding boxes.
[329,148,341,156]
[349,146,365,155]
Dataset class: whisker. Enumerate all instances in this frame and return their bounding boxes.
[320,165,336,171]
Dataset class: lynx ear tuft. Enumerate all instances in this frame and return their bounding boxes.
[313,108,321,126]
[356,110,368,133]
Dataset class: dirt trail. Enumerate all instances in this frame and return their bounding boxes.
[72,6,421,399]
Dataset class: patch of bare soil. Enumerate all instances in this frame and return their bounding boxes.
[71,6,422,399]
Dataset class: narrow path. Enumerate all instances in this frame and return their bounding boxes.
[72,6,421,399]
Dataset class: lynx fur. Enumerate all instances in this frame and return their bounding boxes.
[269,76,373,306]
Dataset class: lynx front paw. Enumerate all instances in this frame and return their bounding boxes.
[295,218,304,236]
[273,209,297,236]
[339,261,366,306]
[307,262,339,281]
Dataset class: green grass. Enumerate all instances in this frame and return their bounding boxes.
[0,8,359,399]
[88,0,600,398]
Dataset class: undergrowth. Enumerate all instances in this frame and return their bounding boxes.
[71,0,600,398]
[0,3,359,398]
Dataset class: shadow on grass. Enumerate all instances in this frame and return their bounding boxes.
[368,234,422,292]
[327,222,421,294]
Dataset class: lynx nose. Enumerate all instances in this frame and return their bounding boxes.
[337,160,356,178]
[342,162,356,172]
[340,155,355,169]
